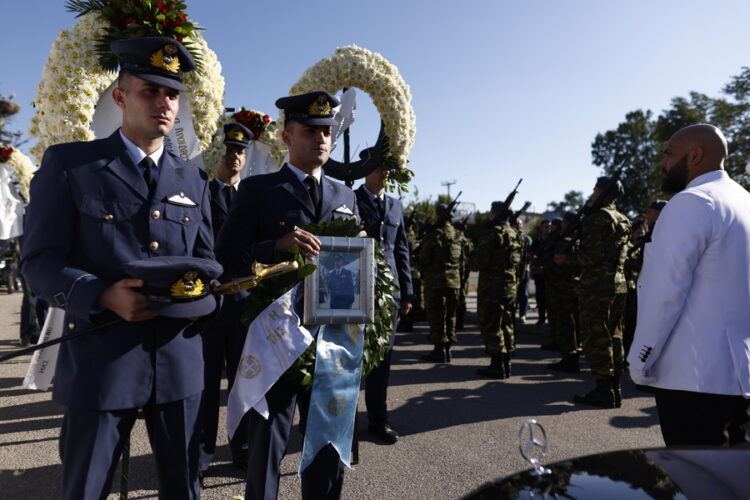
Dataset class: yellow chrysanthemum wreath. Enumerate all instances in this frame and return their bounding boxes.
[29,13,224,164]
[275,45,416,192]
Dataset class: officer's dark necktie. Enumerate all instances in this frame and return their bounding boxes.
[304,176,320,213]
[374,196,385,221]
[223,184,233,210]
[140,157,156,196]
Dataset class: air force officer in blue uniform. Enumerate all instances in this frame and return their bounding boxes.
[355,164,413,444]
[21,38,215,499]
[199,122,252,474]
[216,91,359,500]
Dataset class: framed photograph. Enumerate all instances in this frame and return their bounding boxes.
[303,236,375,325]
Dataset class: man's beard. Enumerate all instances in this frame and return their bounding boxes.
[661,154,689,194]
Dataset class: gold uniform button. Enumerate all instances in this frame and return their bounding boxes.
[182,216,190,223]
[103,214,114,222]
[151,210,161,219]
[149,241,159,251]
[67,322,76,330]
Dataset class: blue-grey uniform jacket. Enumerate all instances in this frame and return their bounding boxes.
[355,186,413,302]
[216,164,359,278]
[21,131,216,410]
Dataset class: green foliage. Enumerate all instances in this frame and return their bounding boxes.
[592,68,750,216]
[547,190,584,213]
[240,217,395,390]
[591,109,660,215]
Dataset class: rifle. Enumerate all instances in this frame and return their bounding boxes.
[496,178,523,222]
[446,190,463,217]
[514,201,532,220]
[555,163,626,256]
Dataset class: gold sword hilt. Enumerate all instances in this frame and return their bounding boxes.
[211,260,300,295]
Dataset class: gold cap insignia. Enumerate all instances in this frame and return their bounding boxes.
[227,128,246,142]
[169,271,204,298]
[150,45,181,74]
[308,94,331,116]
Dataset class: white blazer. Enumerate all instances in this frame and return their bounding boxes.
[628,170,750,397]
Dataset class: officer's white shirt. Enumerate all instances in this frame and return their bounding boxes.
[628,170,750,397]
[287,162,321,186]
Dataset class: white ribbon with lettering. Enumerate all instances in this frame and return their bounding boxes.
[22,307,65,391]
[91,82,204,169]
[0,164,24,240]
[226,285,314,439]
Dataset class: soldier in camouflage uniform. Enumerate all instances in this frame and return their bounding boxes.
[555,177,631,408]
[474,201,525,378]
[419,204,464,363]
[547,212,582,372]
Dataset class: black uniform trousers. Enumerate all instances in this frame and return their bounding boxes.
[245,377,345,500]
[364,300,400,426]
[654,388,750,447]
[59,392,202,500]
[198,293,249,470]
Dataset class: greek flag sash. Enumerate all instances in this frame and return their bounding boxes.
[299,323,365,473]
[226,285,314,439]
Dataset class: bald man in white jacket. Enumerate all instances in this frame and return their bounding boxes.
[628,124,750,446]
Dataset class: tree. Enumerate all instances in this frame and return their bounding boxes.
[547,190,584,212]
[0,95,23,147]
[591,109,660,215]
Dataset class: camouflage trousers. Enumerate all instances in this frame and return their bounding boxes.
[477,291,516,354]
[546,283,579,355]
[424,287,460,344]
[578,291,626,379]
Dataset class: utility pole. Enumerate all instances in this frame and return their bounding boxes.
[441,180,457,198]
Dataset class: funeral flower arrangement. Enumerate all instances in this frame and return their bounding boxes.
[0,145,35,203]
[203,108,284,178]
[242,218,396,389]
[278,45,416,192]
[29,0,224,163]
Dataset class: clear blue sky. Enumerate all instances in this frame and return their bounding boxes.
[3,0,750,213]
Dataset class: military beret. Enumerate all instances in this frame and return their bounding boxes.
[649,199,668,211]
[275,91,339,126]
[596,176,625,198]
[223,123,252,148]
[122,256,222,318]
[111,36,195,92]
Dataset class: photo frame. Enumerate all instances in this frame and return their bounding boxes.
[303,236,375,325]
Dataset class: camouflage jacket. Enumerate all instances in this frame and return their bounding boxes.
[418,221,463,289]
[474,221,524,296]
[569,202,631,294]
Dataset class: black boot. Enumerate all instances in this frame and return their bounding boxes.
[502,352,511,378]
[444,341,453,363]
[574,377,617,408]
[548,353,580,373]
[477,353,505,378]
[612,373,622,408]
[421,344,446,363]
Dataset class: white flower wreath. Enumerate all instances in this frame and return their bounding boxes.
[29,13,225,165]
[1,149,35,203]
[276,45,416,190]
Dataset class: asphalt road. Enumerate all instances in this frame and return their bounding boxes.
[0,284,664,499]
